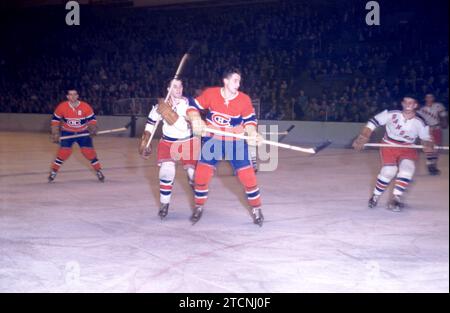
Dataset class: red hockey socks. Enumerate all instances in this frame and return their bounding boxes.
[81,148,102,171]
[51,147,72,172]
[237,166,262,208]
[194,163,214,207]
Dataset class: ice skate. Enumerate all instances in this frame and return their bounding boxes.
[158,203,169,220]
[428,164,441,176]
[96,170,105,182]
[190,206,203,225]
[48,171,57,183]
[388,195,404,212]
[368,194,380,208]
[251,207,264,227]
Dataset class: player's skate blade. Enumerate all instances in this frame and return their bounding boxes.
[251,208,264,227]
[190,207,203,225]
[48,171,57,183]
[428,164,441,176]
[96,170,105,182]
[158,203,169,220]
[388,196,404,212]
[368,195,379,208]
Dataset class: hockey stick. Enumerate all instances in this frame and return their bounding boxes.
[364,143,449,150]
[261,131,289,135]
[60,127,128,141]
[145,45,195,149]
[261,125,296,136]
[313,140,332,154]
[278,124,295,142]
[203,127,316,154]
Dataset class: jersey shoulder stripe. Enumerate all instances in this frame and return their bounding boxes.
[368,117,380,127]
[414,114,427,126]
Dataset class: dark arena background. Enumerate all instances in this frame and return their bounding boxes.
[0,0,448,294]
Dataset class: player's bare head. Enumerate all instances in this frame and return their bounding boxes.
[401,96,418,112]
[425,93,435,104]
[222,68,241,94]
[167,78,183,98]
[66,89,79,102]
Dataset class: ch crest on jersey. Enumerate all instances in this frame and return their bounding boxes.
[212,113,231,127]
[67,119,82,127]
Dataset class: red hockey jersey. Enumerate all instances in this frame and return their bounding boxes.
[51,101,97,132]
[187,87,257,132]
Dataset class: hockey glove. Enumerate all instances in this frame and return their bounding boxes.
[139,131,152,159]
[51,125,60,143]
[88,124,98,136]
[245,124,263,147]
[188,111,206,137]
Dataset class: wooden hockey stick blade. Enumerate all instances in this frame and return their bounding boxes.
[278,124,295,142]
[313,140,332,154]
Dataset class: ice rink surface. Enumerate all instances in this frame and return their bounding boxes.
[0,132,448,293]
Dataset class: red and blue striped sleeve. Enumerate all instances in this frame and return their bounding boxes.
[51,103,64,126]
[241,95,257,127]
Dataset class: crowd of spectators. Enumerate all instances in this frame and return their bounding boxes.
[0,0,448,121]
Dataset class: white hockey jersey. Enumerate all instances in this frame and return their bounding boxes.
[145,97,192,141]
[366,110,431,144]
[417,102,448,127]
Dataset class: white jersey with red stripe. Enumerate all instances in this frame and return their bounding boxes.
[145,97,192,141]
[366,110,431,144]
[417,102,448,127]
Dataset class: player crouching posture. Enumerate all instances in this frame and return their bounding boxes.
[417,94,448,175]
[139,79,198,219]
[186,68,265,226]
[49,89,104,182]
[353,96,435,212]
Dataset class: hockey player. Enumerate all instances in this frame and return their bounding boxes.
[352,96,435,212]
[186,68,265,226]
[417,94,448,175]
[49,89,104,182]
[139,78,199,219]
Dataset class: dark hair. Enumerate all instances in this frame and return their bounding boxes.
[67,89,78,94]
[166,78,182,88]
[403,94,417,102]
[222,67,241,79]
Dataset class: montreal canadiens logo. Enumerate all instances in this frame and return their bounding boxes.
[67,119,81,127]
[212,113,231,127]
